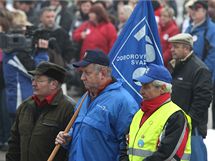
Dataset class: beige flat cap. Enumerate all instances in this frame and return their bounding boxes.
[168,33,193,47]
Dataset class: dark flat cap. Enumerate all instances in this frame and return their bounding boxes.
[28,61,66,83]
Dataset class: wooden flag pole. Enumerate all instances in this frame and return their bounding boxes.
[47,92,88,161]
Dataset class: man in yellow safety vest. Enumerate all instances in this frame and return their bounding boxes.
[128,63,191,161]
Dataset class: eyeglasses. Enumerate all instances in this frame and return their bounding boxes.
[31,77,49,83]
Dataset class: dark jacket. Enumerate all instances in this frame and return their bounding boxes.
[49,27,74,63]
[38,24,74,64]
[6,90,75,161]
[170,54,213,137]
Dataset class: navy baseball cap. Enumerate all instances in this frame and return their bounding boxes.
[133,64,172,84]
[73,50,109,68]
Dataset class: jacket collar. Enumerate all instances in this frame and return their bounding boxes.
[180,51,193,62]
[31,89,64,108]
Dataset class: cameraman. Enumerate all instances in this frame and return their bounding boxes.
[38,6,75,65]
[2,10,49,125]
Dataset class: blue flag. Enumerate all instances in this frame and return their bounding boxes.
[109,0,163,103]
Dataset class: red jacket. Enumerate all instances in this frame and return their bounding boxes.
[72,21,117,59]
[158,20,179,66]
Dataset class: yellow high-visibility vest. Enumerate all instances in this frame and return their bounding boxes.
[128,101,191,161]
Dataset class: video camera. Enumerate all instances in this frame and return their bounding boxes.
[0,26,52,53]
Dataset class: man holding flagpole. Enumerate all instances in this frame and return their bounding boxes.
[55,50,138,161]
[56,0,166,161]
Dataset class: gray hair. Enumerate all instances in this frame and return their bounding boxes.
[152,80,172,93]
[40,6,55,17]
[93,64,112,77]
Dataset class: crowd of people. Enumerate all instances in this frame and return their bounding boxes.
[0,0,215,161]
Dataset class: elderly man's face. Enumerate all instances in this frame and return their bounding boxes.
[79,64,102,92]
[170,43,188,60]
[140,83,162,100]
[32,75,55,99]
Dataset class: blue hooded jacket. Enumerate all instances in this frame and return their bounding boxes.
[68,80,138,161]
[185,17,215,82]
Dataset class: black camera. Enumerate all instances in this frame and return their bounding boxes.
[0,32,31,53]
[0,26,51,53]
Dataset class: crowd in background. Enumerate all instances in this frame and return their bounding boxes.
[0,0,215,154]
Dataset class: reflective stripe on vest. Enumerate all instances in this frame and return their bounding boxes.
[128,101,191,161]
[181,153,191,160]
[128,148,190,161]
[128,148,153,157]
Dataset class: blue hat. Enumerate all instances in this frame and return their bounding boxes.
[133,64,172,84]
[73,49,109,68]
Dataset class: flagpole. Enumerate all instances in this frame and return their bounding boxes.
[47,92,88,161]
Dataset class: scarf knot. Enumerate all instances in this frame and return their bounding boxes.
[141,93,171,112]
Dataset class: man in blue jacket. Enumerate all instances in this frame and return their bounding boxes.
[55,49,138,161]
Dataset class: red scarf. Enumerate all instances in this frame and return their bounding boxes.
[139,93,170,127]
